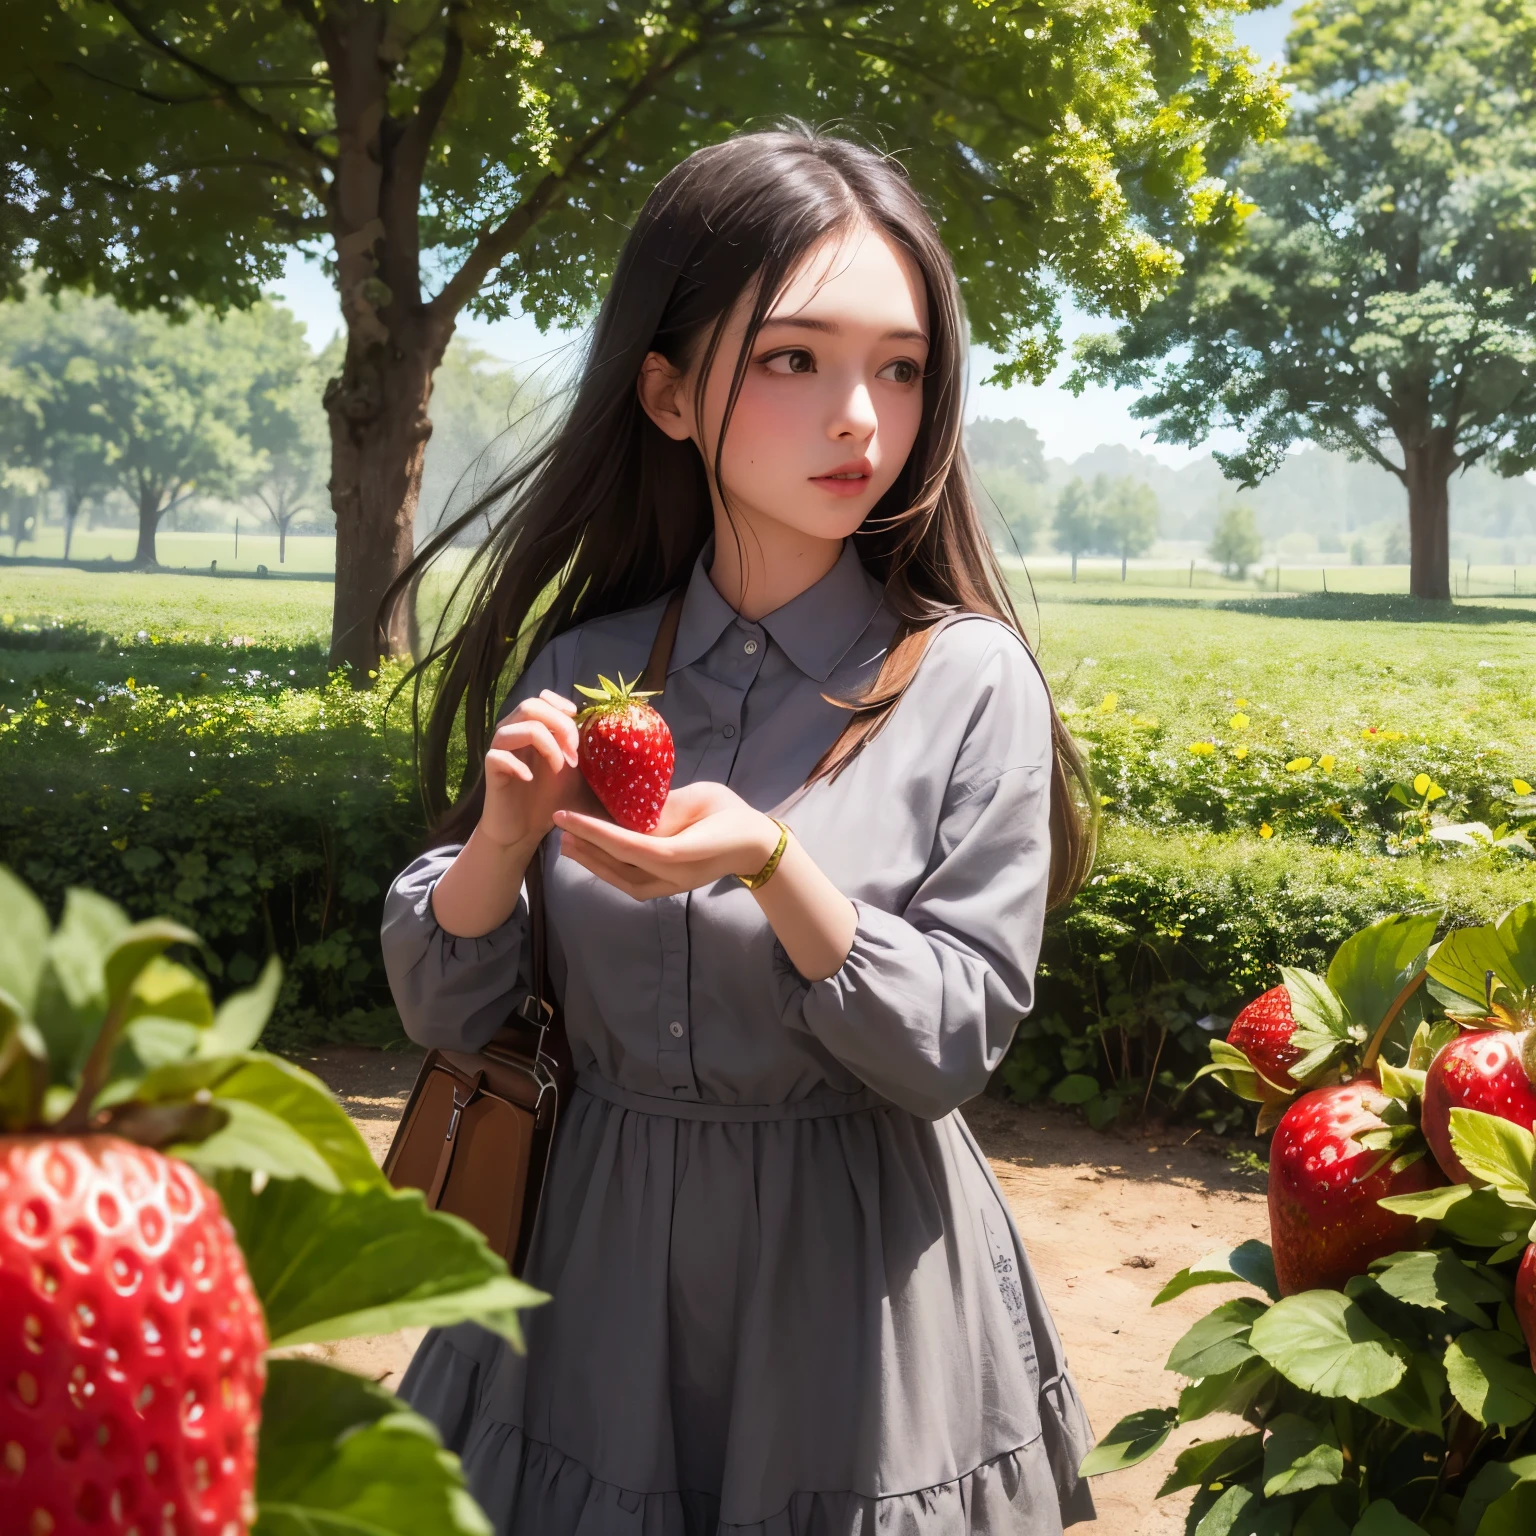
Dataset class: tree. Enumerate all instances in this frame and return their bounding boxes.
[968,416,1047,554]
[1209,499,1263,577]
[0,287,117,558]
[3,0,1284,671]
[1098,476,1159,578]
[1054,478,1099,581]
[241,306,330,564]
[1075,0,1536,602]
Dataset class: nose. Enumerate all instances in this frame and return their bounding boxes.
[828,373,878,442]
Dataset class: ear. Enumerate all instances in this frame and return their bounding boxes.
[637,351,694,443]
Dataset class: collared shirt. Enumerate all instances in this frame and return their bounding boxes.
[382,537,1055,1120]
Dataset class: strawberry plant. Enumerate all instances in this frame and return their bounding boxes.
[1082,901,1536,1532]
[0,864,543,1534]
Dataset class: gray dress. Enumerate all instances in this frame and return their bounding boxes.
[382,540,1097,1535]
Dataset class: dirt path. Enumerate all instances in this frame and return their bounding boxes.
[294,1046,1270,1533]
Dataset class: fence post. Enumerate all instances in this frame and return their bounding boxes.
[1189,559,1194,588]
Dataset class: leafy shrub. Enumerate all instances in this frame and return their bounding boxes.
[0,657,424,1047]
[1005,827,1533,1129]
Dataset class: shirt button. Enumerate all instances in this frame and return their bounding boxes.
[722,724,736,739]
[668,1020,684,1038]
[743,638,759,655]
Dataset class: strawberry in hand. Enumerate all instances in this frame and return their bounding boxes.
[574,674,675,833]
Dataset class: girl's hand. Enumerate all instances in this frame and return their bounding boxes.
[480,690,590,852]
[553,782,781,900]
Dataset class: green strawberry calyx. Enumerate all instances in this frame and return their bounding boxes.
[573,673,662,727]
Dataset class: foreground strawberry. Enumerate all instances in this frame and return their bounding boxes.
[574,673,675,832]
[0,1135,266,1535]
[1421,1030,1536,1184]
[1227,985,1305,1089]
[1269,1077,1443,1295]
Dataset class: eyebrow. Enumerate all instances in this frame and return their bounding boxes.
[759,316,929,343]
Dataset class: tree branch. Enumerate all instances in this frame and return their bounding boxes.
[105,0,331,169]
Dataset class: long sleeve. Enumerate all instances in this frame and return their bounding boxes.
[770,626,1054,1120]
[379,637,566,1051]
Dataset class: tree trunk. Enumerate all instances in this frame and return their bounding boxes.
[1400,432,1454,601]
[133,487,163,566]
[1071,552,1078,582]
[63,490,79,561]
[325,324,446,673]
[279,517,288,565]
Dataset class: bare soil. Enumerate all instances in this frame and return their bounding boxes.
[293,1046,1271,1534]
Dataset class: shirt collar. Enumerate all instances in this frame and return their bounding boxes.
[669,537,886,683]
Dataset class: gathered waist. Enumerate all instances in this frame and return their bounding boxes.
[575,1068,889,1122]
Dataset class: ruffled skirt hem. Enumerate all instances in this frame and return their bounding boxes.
[401,1328,1095,1535]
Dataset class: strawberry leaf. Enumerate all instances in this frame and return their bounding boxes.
[1367,1249,1502,1326]
[1444,1328,1536,1429]
[1459,1455,1536,1536]
[1247,1291,1410,1401]
[1176,1358,1276,1424]
[1260,1413,1341,1498]
[0,864,50,1014]
[1166,1296,1268,1378]
[1077,1407,1177,1476]
[175,1097,343,1191]
[1325,912,1438,1038]
[199,955,281,1057]
[1157,1431,1261,1496]
[1356,1349,1449,1436]
[1351,1501,1427,1535]
[215,1171,547,1350]
[1280,967,1352,1042]
[1376,1061,1426,1105]
[254,1359,492,1536]
[1153,1241,1279,1305]
[1448,1109,1536,1206]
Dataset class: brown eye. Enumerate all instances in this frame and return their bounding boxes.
[763,348,816,375]
[877,358,921,385]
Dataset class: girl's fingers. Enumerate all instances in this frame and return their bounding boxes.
[553,810,663,864]
[518,697,581,764]
[559,836,671,901]
[486,748,533,784]
[489,719,567,777]
[538,690,579,716]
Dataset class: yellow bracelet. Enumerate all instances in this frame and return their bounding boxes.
[739,819,789,891]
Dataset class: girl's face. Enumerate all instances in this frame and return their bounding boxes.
[640,224,931,548]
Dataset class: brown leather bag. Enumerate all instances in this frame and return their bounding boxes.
[383,591,686,1273]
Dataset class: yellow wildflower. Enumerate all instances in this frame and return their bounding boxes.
[1232,745,1250,760]
[1260,822,1274,839]
[1229,712,1250,731]
[1096,692,1119,715]
[1187,741,1217,756]
[1285,757,1313,772]
[1318,754,1336,772]
[1515,779,1533,796]
[1235,698,1247,708]
[126,677,136,690]
[1413,773,1445,801]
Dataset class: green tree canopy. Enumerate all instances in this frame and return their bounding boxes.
[1051,472,1161,572]
[2,0,1285,670]
[1209,499,1264,577]
[1074,0,1536,601]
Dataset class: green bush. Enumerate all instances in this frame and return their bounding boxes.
[1006,826,1534,1129]
[0,654,423,1047]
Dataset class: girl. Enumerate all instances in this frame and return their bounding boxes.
[382,124,1098,1535]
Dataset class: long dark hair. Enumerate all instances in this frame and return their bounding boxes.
[387,123,1096,907]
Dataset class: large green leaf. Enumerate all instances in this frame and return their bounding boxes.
[1368,1249,1502,1327]
[0,863,50,1013]
[1157,1432,1261,1497]
[1154,1241,1280,1306]
[1444,1329,1536,1429]
[32,888,126,1080]
[1457,1453,1536,1535]
[1078,1407,1176,1476]
[175,1097,343,1191]
[254,1358,491,1536]
[1476,1484,1536,1536]
[102,917,201,1008]
[1429,903,1536,1011]
[1326,912,1438,1035]
[1193,1483,1293,1536]
[1167,1297,1269,1378]
[1296,1487,1353,1536]
[1248,1292,1410,1401]
[144,1051,382,1192]
[1357,1349,1448,1436]
[216,1171,546,1349]
[1351,1501,1424,1536]
[1449,1110,1536,1205]
[1178,1358,1277,1423]
[1262,1413,1342,1499]
[200,955,282,1056]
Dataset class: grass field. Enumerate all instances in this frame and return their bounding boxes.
[5,526,338,574]
[3,560,1534,776]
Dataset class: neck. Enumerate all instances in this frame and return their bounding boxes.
[706,508,844,621]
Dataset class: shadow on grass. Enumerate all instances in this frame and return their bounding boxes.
[1040,591,1536,625]
[0,554,334,583]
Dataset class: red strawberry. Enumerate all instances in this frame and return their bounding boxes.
[574,674,675,833]
[1421,1030,1536,1184]
[1268,1077,1444,1295]
[1228,985,1305,1089]
[0,1135,266,1535]
[1517,1245,1536,1373]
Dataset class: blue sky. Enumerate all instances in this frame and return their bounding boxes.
[267,4,1296,466]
